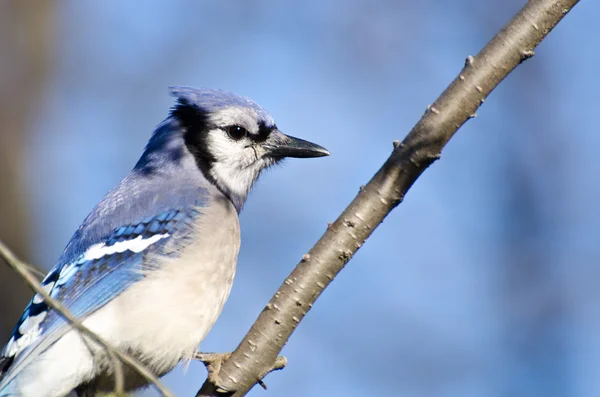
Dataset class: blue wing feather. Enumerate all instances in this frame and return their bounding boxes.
[0,166,209,388]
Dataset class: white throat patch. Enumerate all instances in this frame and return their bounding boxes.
[205,130,273,203]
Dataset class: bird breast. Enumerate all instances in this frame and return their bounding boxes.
[87,192,241,377]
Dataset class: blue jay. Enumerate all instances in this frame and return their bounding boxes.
[0,87,329,397]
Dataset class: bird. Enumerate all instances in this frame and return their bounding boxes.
[0,86,329,397]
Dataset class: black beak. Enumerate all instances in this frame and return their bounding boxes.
[264,130,330,159]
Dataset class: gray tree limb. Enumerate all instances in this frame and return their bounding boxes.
[195,0,580,396]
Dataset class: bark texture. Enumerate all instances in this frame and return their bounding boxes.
[196,0,580,396]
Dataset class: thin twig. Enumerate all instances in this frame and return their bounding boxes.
[0,240,175,397]
[23,263,46,279]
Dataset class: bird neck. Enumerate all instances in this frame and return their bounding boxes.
[207,165,252,213]
[135,117,250,213]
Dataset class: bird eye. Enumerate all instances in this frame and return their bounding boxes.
[225,125,248,141]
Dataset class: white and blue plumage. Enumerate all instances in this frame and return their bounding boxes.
[0,87,329,397]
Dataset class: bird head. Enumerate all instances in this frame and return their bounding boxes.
[160,86,329,209]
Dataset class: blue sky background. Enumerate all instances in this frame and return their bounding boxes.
[1,1,599,396]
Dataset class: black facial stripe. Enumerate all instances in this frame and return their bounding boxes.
[172,103,216,177]
[249,121,275,143]
[171,103,245,204]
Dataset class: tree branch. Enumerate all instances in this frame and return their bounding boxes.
[0,241,175,397]
[196,0,580,396]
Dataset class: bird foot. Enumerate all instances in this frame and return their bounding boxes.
[193,352,231,393]
[193,352,287,392]
[255,356,287,390]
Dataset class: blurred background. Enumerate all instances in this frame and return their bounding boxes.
[0,1,598,396]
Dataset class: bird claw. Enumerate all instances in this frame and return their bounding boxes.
[193,352,232,393]
[193,352,288,392]
[256,356,287,390]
